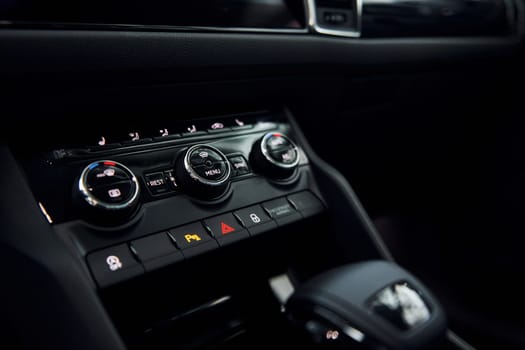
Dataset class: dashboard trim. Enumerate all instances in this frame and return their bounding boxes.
[306,0,362,38]
[0,30,521,78]
[0,20,309,34]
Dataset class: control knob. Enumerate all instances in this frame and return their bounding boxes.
[175,144,232,199]
[77,160,141,225]
[250,132,300,180]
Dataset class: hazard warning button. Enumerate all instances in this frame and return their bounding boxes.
[203,213,249,247]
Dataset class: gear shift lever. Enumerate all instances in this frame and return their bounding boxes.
[286,260,447,349]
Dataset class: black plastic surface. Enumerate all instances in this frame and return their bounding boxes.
[287,191,324,218]
[0,146,127,350]
[362,0,513,38]
[0,30,521,80]
[130,233,184,272]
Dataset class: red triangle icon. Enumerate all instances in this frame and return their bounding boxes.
[221,221,236,235]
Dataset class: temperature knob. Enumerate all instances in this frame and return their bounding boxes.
[77,160,140,225]
[175,144,231,199]
[250,132,300,180]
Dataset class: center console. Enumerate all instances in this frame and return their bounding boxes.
[11,107,464,349]
[11,109,341,349]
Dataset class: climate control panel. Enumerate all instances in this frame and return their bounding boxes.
[18,111,326,288]
[74,131,303,226]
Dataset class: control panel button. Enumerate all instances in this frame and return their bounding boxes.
[169,222,213,250]
[208,127,232,134]
[234,205,277,236]
[164,170,179,191]
[287,191,324,218]
[232,124,253,131]
[122,138,152,146]
[182,130,207,137]
[87,244,144,288]
[153,133,181,142]
[203,213,243,237]
[228,156,250,176]
[203,213,249,246]
[262,197,302,227]
[208,121,230,133]
[88,143,121,152]
[144,172,170,195]
[131,233,183,272]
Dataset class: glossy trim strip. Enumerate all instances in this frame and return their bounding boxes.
[0,21,308,34]
[38,202,53,224]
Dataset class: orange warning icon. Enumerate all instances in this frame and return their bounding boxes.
[221,222,235,235]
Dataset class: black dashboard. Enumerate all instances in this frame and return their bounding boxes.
[1,0,524,349]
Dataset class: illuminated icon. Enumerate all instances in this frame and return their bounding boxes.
[282,151,292,161]
[108,188,122,198]
[199,151,209,159]
[159,128,169,136]
[98,136,106,146]
[270,138,285,147]
[234,161,246,169]
[204,168,221,177]
[211,122,224,130]
[148,178,164,187]
[129,132,140,141]
[325,330,339,340]
[220,222,236,235]
[235,118,244,126]
[187,125,197,133]
[104,168,115,177]
[249,213,261,223]
[184,233,202,243]
[106,255,123,271]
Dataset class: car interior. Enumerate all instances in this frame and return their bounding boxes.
[1,0,525,349]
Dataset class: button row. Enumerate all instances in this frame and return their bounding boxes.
[144,170,179,195]
[88,124,255,152]
[86,191,324,288]
[144,155,250,196]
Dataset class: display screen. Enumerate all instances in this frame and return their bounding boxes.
[0,0,305,29]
